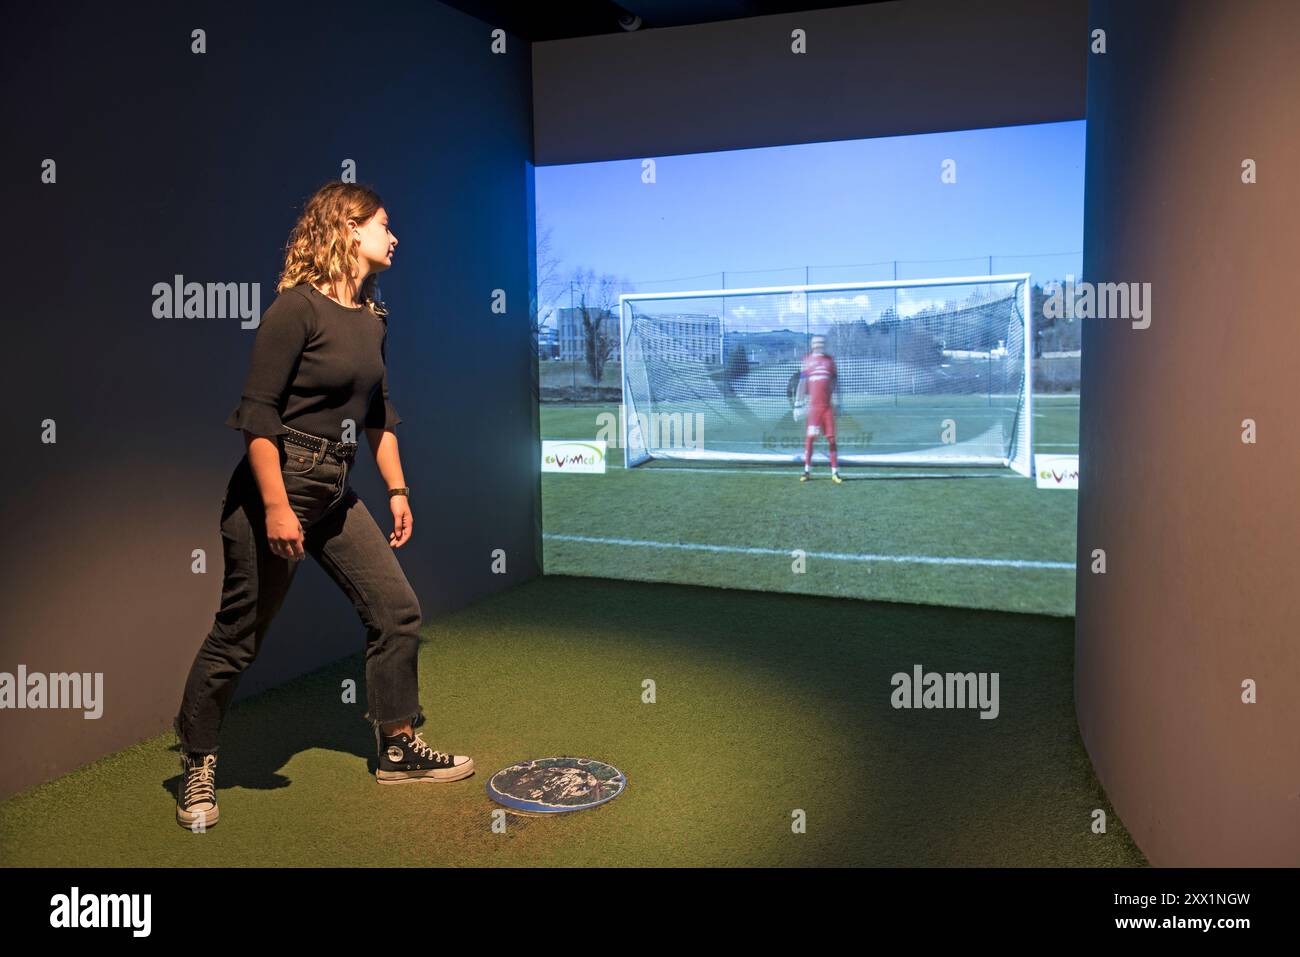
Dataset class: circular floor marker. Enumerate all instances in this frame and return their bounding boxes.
[486,757,627,814]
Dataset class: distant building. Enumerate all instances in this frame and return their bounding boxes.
[556,306,622,362]
[556,306,722,364]
[536,325,559,359]
[637,312,721,364]
[728,329,805,364]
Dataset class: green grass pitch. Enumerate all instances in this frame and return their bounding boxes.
[541,395,1080,617]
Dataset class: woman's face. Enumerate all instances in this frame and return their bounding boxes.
[351,207,397,274]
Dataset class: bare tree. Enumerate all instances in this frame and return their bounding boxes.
[569,267,633,386]
[531,217,565,359]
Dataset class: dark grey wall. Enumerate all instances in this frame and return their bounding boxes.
[534,0,1087,164]
[1077,0,1300,865]
[0,0,539,798]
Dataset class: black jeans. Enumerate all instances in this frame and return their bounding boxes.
[173,429,423,758]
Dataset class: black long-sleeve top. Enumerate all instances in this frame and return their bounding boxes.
[225,283,401,442]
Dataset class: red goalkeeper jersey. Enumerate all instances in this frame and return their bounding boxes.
[800,353,837,408]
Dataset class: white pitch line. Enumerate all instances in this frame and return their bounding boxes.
[544,532,1075,570]
[614,466,1011,478]
[602,461,1075,476]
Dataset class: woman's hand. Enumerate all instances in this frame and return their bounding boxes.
[265,502,306,560]
[389,495,413,548]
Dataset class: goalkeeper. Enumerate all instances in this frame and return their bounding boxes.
[793,334,842,483]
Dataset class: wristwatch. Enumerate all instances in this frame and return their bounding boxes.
[388,487,410,499]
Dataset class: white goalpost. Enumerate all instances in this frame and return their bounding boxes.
[619,274,1033,475]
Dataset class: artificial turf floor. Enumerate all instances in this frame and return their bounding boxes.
[0,574,1145,867]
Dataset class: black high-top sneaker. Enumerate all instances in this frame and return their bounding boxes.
[176,752,220,829]
[376,730,474,784]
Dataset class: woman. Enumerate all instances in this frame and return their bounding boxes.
[172,182,473,831]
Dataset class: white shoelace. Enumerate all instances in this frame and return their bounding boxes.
[408,732,450,764]
[183,754,217,805]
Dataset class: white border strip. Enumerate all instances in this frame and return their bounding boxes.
[544,532,1074,570]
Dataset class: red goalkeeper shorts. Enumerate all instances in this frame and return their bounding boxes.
[805,404,836,440]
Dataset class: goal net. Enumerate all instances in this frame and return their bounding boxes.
[620,275,1033,475]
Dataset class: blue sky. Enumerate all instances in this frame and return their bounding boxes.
[535,120,1085,322]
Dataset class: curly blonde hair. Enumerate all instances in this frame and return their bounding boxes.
[277,181,389,318]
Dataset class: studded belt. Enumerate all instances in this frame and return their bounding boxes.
[282,425,358,462]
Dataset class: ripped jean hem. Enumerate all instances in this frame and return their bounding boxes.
[366,705,426,750]
[173,714,220,757]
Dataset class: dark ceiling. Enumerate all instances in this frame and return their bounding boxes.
[436,0,892,41]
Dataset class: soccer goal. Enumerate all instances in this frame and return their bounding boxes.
[619,274,1033,475]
